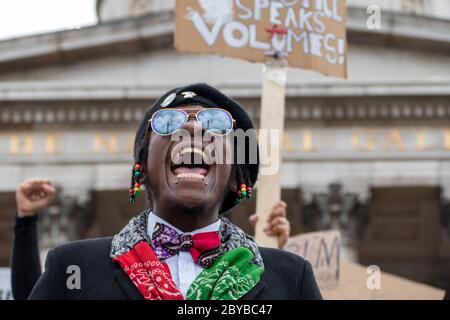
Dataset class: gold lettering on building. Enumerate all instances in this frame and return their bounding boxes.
[125,134,135,154]
[3,128,450,157]
[92,134,118,153]
[445,129,450,151]
[9,135,33,155]
[384,129,405,151]
[351,130,375,152]
[45,134,60,154]
[302,131,315,152]
[283,132,295,152]
[416,129,427,151]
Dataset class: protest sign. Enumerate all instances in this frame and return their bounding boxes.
[322,261,446,300]
[175,0,347,78]
[284,230,340,289]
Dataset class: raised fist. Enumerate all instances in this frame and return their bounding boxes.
[16,179,56,218]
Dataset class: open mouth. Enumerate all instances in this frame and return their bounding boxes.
[169,146,212,183]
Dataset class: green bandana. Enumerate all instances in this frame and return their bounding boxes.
[186,247,264,300]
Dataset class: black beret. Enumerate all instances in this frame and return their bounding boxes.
[133,83,259,213]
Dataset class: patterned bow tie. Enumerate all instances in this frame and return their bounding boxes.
[151,222,221,268]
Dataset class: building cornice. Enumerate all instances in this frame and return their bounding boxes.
[347,6,450,52]
[0,79,449,101]
[1,80,449,125]
[0,7,450,72]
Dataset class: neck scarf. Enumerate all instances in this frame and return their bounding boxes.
[187,247,263,300]
[112,241,184,300]
[110,210,264,300]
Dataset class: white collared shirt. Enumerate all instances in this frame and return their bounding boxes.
[147,211,221,297]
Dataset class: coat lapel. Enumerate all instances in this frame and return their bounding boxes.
[113,267,144,300]
[239,279,267,300]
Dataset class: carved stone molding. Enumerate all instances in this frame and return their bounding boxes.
[39,186,94,250]
[1,97,449,125]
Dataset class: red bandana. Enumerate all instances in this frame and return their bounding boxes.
[112,241,184,300]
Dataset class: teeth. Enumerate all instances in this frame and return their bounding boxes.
[176,173,205,180]
[178,147,205,160]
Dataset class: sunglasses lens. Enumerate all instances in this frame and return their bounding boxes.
[151,110,187,135]
[197,109,233,135]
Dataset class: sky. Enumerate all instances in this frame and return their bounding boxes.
[0,0,97,40]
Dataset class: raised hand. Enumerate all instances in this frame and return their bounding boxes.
[249,200,290,249]
[16,179,56,218]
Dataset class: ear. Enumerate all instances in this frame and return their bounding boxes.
[140,163,149,185]
[228,167,237,192]
[229,179,237,193]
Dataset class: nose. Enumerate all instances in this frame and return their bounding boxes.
[182,113,204,137]
[177,115,207,164]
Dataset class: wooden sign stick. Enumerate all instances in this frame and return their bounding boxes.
[255,57,288,248]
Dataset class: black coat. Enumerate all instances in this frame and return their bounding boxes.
[29,237,322,300]
[11,216,42,300]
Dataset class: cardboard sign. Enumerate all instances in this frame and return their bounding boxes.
[0,268,13,300]
[175,0,347,78]
[284,232,445,299]
[284,230,340,289]
[321,262,446,300]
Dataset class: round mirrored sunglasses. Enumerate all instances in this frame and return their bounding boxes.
[149,108,235,136]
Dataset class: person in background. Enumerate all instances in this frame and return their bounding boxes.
[11,179,54,300]
[12,178,289,299]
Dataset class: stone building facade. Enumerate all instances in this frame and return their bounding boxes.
[0,0,449,291]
